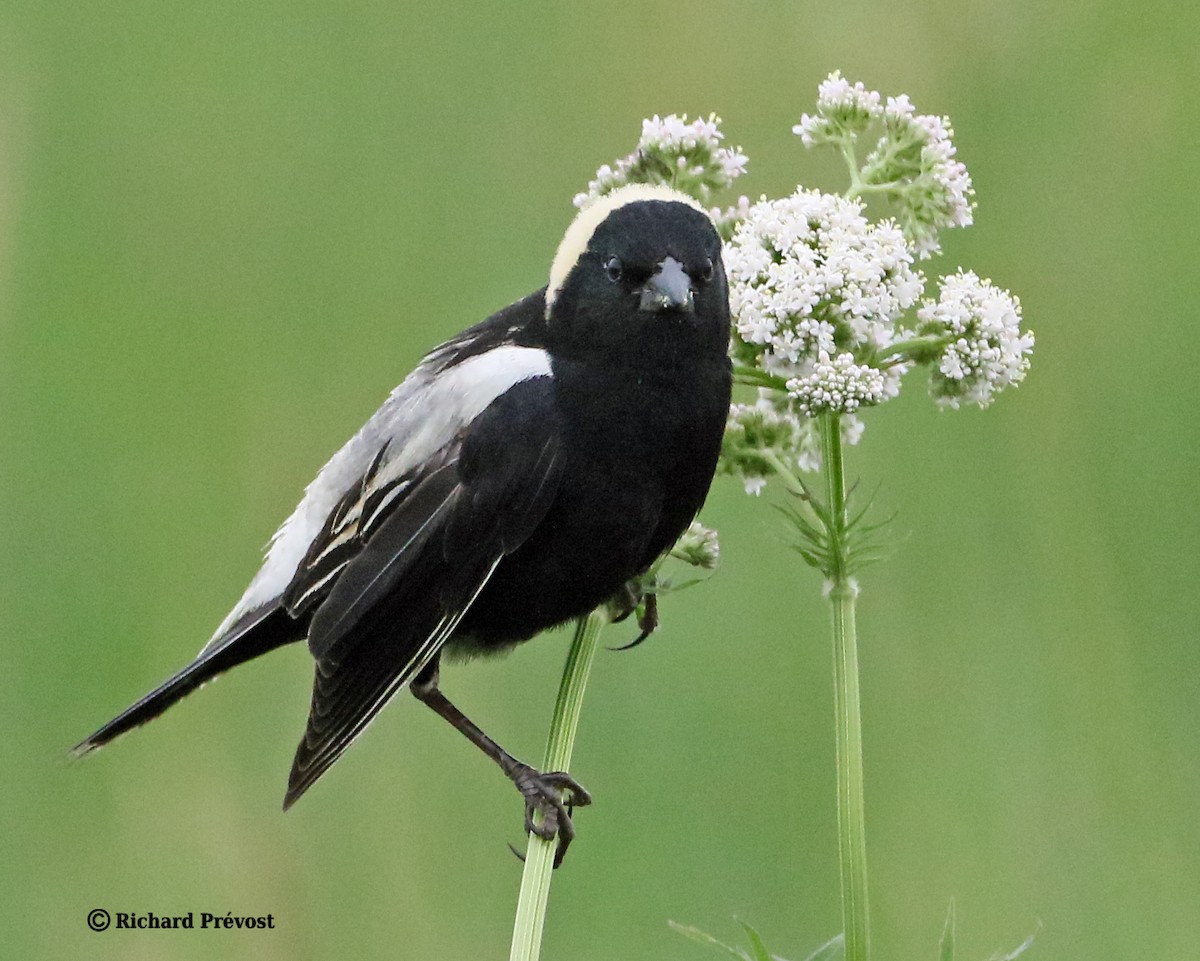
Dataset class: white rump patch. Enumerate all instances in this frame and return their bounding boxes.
[204,345,552,649]
[545,184,708,317]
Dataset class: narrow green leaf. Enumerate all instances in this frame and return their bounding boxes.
[987,922,1040,961]
[785,523,829,553]
[938,900,955,961]
[803,492,833,526]
[775,502,827,543]
[735,919,775,961]
[800,932,844,961]
[668,921,752,961]
[732,364,790,391]
[850,511,899,536]
[794,547,827,570]
[794,473,820,501]
[843,483,882,532]
[844,551,889,572]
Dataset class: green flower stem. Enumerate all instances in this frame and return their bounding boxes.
[839,136,906,201]
[732,364,790,391]
[877,332,955,367]
[508,609,608,961]
[839,140,865,200]
[820,412,871,961]
[761,449,806,495]
[760,449,826,533]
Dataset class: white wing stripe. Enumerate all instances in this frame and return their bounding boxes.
[360,481,410,535]
[205,345,552,650]
[289,568,342,612]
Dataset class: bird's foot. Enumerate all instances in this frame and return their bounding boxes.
[509,764,592,867]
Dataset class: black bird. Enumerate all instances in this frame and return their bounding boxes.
[74,184,732,857]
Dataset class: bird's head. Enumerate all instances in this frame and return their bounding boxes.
[543,185,730,363]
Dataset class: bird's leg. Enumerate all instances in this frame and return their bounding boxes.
[410,661,591,867]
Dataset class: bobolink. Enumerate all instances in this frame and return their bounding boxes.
[75,184,732,858]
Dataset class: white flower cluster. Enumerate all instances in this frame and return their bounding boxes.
[670,520,721,570]
[722,396,822,494]
[916,270,1033,408]
[793,72,882,146]
[638,114,748,182]
[794,72,974,258]
[573,87,1033,497]
[573,114,747,210]
[722,395,864,492]
[787,351,886,415]
[725,188,922,405]
[865,95,974,257]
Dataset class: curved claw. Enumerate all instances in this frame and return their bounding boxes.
[539,771,593,808]
[607,628,652,652]
[509,765,592,868]
[608,592,659,652]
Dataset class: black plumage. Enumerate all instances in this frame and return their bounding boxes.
[74,185,732,857]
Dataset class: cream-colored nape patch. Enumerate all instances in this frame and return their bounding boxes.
[544,184,708,317]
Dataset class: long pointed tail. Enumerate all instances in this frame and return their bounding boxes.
[72,605,302,756]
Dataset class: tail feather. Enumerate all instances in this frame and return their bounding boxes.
[72,605,302,757]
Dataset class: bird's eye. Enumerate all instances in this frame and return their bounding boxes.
[698,257,714,283]
[604,257,623,283]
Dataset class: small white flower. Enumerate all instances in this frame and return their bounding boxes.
[721,148,750,180]
[917,269,1033,408]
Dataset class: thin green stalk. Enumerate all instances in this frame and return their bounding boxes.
[732,363,791,391]
[839,140,865,200]
[509,609,608,961]
[877,332,956,368]
[820,413,871,961]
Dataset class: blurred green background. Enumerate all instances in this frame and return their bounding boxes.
[2,1,1198,959]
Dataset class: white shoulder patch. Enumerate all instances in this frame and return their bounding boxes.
[545,184,708,317]
[204,345,552,648]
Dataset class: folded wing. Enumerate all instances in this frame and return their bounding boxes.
[283,374,563,807]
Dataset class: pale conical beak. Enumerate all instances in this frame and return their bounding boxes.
[639,257,695,313]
